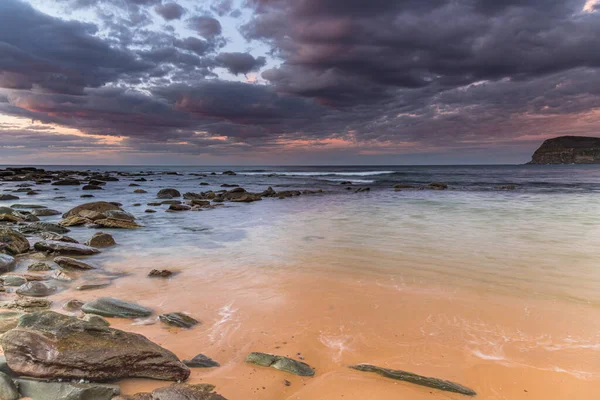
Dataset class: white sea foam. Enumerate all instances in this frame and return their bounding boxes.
[208,302,240,344]
[319,330,354,362]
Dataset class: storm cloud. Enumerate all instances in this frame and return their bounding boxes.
[1,0,600,163]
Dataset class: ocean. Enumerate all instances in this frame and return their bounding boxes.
[1,164,599,399]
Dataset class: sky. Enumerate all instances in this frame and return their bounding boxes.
[1,0,600,165]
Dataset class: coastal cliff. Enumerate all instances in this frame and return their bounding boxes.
[528,136,600,164]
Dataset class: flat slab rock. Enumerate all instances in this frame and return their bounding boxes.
[245,352,315,376]
[159,312,199,329]
[34,241,100,256]
[82,297,153,318]
[114,383,227,400]
[2,311,189,381]
[15,378,119,400]
[54,256,96,270]
[348,364,477,396]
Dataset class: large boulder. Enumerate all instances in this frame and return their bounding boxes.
[63,202,121,219]
[34,241,100,256]
[157,189,181,199]
[2,311,190,381]
[0,228,30,254]
[82,297,152,318]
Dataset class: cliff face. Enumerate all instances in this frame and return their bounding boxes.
[528,136,600,164]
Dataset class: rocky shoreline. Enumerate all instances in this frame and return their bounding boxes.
[0,167,477,399]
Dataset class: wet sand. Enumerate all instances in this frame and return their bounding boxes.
[48,254,600,399]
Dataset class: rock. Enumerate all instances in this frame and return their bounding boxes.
[15,378,119,400]
[152,383,227,400]
[103,210,135,221]
[393,184,415,189]
[34,241,100,256]
[148,269,173,278]
[63,201,121,219]
[54,256,96,270]
[28,262,53,271]
[0,298,52,312]
[157,189,181,199]
[348,364,476,396]
[0,372,18,400]
[63,299,85,312]
[528,135,600,164]
[2,275,26,286]
[145,209,157,213]
[222,170,236,175]
[78,210,105,220]
[59,216,90,227]
[0,312,24,334]
[428,182,448,190]
[134,189,148,194]
[39,232,79,243]
[88,180,106,186]
[51,270,74,282]
[0,195,19,201]
[245,352,315,376]
[85,232,116,247]
[16,281,57,297]
[81,314,110,327]
[189,199,210,207]
[261,187,276,197]
[159,313,199,329]
[183,354,220,368]
[76,279,111,291]
[2,312,189,381]
[220,184,239,188]
[167,204,191,212]
[0,214,21,223]
[80,194,95,198]
[11,204,47,210]
[94,218,141,229]
[82,185,103,190]
[230,194,262,203]
[354,187,370,193]
[31,208,61,217]
[82,297,153,318]
[0,254,15,273]
[498,184,517,190]
[21,222,70,234]
[52,179,81,186]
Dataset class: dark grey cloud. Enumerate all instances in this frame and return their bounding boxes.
[187,16,223,38]
[0,0,152,94]
[1,0,600,163]
[154,2,186,20]
[216,52,267,75]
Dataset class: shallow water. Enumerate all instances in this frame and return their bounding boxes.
[1,165,600,399]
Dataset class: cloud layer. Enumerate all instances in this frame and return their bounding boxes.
[0,0,599,163]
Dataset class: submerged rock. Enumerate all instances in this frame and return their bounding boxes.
[21,222,70,234]
[28,262,53,272]
[82,297,153,318]
[52,179,81,186]
[245,352,315,376]
[159,313,199,329]
[0,298,52,312]
[16,281,57,297]
[2,311,190,381]
[0,372,18,400]
[34,241,100,256]
[183,354,220,368]
[348,364,476,396]
[428,182,448,190]
[94,218,141,229]
[115,383,226,400]
[54,256,96,270]
[0,254,15,273]
[15,378,119,400]
[76,279,111,291]
[85,232,116,247]
[0,194,19,201]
